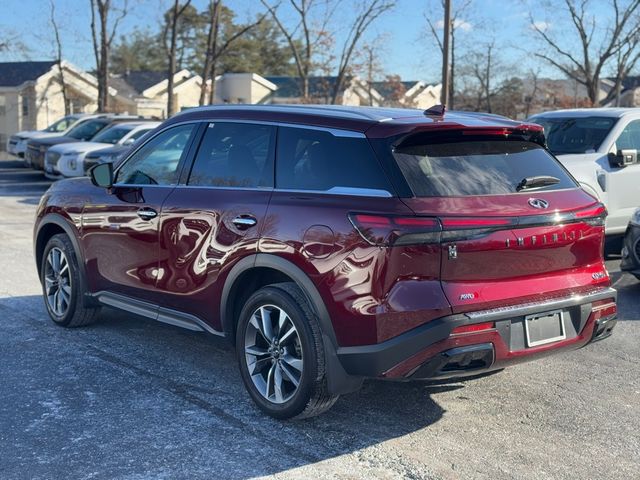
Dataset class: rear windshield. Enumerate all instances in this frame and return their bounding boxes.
[92,125,131,144]
[531,116,617,154]
[68,120,109,140]
[393,140,577,197]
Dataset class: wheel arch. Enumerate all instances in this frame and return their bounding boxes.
[221,254,362,395]
[35,214,87,291]
[221,254,337,347]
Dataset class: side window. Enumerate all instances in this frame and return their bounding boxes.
[116,123,196,185]
[275,127,392,193]
[188,122,275,188]
[615,120,640,151]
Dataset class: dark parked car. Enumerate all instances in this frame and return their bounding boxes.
[26,114,142,170]
[34,105,617,419]
[621,208,640,279]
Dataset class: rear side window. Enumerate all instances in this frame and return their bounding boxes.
[532,116,617,154]
[393,140,577,197]
[276,127,392,193]
[188,122,275,188]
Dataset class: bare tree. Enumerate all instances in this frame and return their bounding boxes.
[90,0,129,112]
[530,0,640,106]
[523,69,541,118]
[261,0,337,101]
[163,0,192,117]
[199,1,266,105]
[329,0,395,104]
[50,0,69,115]
[355,37,386,106]
[426,0,472,108]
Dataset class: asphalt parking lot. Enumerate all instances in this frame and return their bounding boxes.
[0,158,638,480]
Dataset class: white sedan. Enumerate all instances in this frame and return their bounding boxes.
[44,121,159,179]
[8,114,91,159]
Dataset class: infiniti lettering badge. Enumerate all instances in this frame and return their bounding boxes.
[528,198,549,209]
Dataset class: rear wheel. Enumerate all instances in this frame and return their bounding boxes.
[41,234,99,327]
[236,282,339,419]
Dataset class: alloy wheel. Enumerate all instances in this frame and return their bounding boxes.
[244,305,303,404]
[44,247,72,317]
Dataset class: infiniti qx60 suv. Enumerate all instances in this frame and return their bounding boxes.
[34,105,617,419]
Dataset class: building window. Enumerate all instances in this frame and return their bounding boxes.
[21,96,29,117]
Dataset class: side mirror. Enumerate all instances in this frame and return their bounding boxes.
[609,149,638,168]
[89,162,114,188]
[123,137,135,146]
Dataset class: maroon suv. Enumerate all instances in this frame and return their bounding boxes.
[34,105,617,419]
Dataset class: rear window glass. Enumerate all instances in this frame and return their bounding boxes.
[532,116,617,154]
[276,127,392,194]
[393,140,577,197]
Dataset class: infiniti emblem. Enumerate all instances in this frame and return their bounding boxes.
[528,198,549,209]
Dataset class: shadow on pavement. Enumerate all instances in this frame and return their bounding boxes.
[0,295,468,479]
[0,159,52,200]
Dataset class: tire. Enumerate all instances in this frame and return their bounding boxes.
[40,233,99,327]
[236,282,339,420]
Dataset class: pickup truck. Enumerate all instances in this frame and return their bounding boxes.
[529,108,640,237]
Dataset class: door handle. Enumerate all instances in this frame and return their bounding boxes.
[137,207,158,221]
[232,215,257,229]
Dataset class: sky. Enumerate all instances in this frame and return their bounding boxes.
[0,0,617,83]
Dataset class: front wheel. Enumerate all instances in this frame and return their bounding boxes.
[41,234,99,327]
[236,283,339,419]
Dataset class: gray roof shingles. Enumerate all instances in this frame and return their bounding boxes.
[0,61,57,87]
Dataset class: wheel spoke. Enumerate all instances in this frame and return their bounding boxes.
[282,353,303,372]
[245,345,269,357]
[279,326,297,345]
[52,249,61,273]
[265,364,275,399]
[260,307,274,341]
[59,260,69,277]
[273,364,284,403]
[249,357,272,376]
[44,276,56,294]
[280,361,300,387]
[277,309,288,338]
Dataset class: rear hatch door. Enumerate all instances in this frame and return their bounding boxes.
[393,133,609,313]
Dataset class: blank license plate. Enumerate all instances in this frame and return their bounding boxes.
[525,310,566,347]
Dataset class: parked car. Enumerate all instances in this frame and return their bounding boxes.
[8,114,92,159]
[44,121,160,179]
[621,208,640,279]
[34,105,617,419]
[82,144,132,175]
[26,115,141,170]
[528,108,640,238]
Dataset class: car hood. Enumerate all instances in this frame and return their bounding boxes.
[29,136,80,147]
[49,141,112,154]
[13,130,59,140]
[554,152,604,164]
[85,145,130,158]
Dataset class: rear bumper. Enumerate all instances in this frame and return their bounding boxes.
[335,287,617,380]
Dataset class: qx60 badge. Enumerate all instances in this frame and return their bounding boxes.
[528,198,549,209]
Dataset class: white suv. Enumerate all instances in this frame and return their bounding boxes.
[7,114,90,158]
[529,108,640,236]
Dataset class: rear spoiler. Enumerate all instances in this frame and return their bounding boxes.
[393,124,547,149]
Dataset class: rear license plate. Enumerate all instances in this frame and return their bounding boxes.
[525,310,566,347]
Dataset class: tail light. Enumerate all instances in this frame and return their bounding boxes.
[451,321,495,335]
[348,214,440,246]
[349,202,607,247]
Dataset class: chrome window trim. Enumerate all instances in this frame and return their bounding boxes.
[170,184,393,198]
[205,119,366,138]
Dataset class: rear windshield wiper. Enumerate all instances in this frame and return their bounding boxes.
[516,175,560,191]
